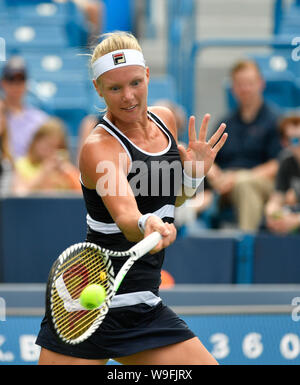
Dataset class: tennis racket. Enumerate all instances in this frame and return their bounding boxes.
[46,231,162,345]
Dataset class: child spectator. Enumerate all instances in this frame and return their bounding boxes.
[13,118,81,195]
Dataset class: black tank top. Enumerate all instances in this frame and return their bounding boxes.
[81,110,182,295]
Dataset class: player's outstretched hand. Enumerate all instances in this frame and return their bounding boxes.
[177,114,228,178]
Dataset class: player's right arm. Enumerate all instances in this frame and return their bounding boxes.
[79,129,175,251]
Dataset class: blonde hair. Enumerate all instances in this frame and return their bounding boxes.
[91,31,143,85]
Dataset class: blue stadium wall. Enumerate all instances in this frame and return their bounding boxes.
[0,197,300,284]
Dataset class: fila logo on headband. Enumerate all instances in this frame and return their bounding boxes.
[92,49,146,80]
[113,52,126,65]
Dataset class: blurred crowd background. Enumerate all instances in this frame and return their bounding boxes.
[1,0,300,285]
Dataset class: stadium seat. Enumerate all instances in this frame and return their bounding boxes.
[28,79,91,136]
[0,23,69,51]
[292,78,300,106]
[12,2,68,25]
[264,75,296,109]
[0,1,9,22]
[5,1,89,47]
[20,49,89,82]
[3,0,53,5]
[278,3,300,36]
[88,88,107,116]
[248,53,296,80]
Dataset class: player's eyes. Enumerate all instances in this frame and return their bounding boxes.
[131,79,141,86]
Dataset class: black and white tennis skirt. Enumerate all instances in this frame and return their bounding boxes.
[35,294,196,360]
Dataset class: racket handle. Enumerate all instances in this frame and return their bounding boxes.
[129,231,162,258]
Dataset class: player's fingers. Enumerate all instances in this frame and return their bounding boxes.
[166,222,177,244]
[198,113,210,142]
[212,132,228,154]
[149,222,174,253]
[208,123,226,147]
[163,224,176,251]
[188,116,197,142]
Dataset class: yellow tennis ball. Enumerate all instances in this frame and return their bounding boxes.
[79,284,106,310]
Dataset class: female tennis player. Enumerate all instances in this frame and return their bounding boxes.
[36,31,227,365]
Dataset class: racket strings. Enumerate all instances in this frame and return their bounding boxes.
[52,249,106,307]
[56,246,100,275]
[51,248,113,341]
[59,306,104,340]
[53,250,110,302]
[52,248,104,304]
[53,295,102,339]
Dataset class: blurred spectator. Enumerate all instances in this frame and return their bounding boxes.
[13,118,81,196]
[0,99,14,195]
[1,56,49,159]
[0,99,13,167]
[207,59,282,232]
[265,115,300,234]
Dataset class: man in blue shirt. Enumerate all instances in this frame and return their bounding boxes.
[207,60,282,231]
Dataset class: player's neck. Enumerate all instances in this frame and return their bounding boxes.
[240,98,263,123]
[106,110,149,136]
[4,98,24,114]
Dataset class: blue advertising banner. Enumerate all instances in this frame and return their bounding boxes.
[0,313,300,365]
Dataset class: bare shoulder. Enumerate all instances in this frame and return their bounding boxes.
[148,106,178,140]
[79,126,127,188]
[80,127,112,164]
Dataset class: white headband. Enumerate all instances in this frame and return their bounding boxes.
[92,49,146,80]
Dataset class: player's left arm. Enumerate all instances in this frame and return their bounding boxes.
[152,107,228,207]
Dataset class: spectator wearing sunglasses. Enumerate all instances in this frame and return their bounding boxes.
[0,56,49,159]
